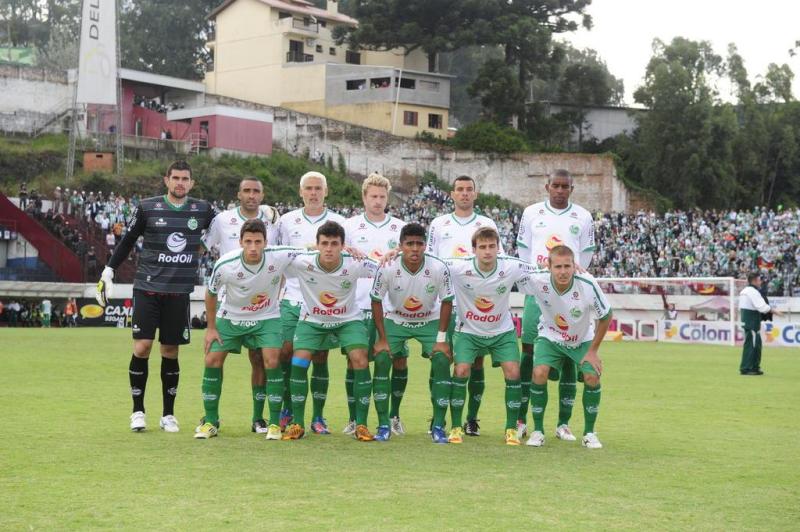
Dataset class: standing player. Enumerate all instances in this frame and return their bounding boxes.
[202,177,280,433]
[515,169,595,442]
[343,173,405,436]
[524,245,611,449]
[738,273,780,375]
[427,175,503,437]
[371,223,454,443]
[282,221,378,441]
[274,172,346,434]
[96,160,216,432]
[195,220,300,440]
[445,227,530,446]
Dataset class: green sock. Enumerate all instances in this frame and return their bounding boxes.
[353,368,372,426]
[202,367,223,425]
[345,367,355,422]
[281,359,292,415]
[518,352,533,423]
[265,368,284,426]
[428,364,435,412]
[530,382,548,432]
[583,384,601,434]
[310,361,329,419]
[372,351,391,427]
[466,367,485,421]
[430,352,451,428]
[450,376,468,428]
[252,384,266,423]
[389,366,408,418]
[504,379,522,430]
[289,364,309,428]
[558,361,577,426]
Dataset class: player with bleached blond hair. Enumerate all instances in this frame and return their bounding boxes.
[342,173,406,439]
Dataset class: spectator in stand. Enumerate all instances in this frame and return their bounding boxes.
[19,182,28,209]
[87,246,98,278]
[53,186,63,215]
[105,231,116,258]
[65,299,78,327]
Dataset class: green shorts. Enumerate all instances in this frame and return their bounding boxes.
[384,318,447,358]
[294,319,368,353]
[453,330,520,367]
[209,317,282,354]
[450,311,489,360]
[281,299,339,350]
[521,295,541,344]
[533,337,596,378]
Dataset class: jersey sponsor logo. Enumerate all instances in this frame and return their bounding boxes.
[230,217,237,224]
[341,280,352,289]
[496,285,507,295]
[242,293,270,312]
[157,252,193,263]
[555,314,569,331]
[570,212,578,218]
[572,291,579,299]
[570,307,583,318]
[167,232,188,253]
[452,245,470,257]
[403,296,424,312]
[190,203,198,211]
[465,310,501,322]
[294,218,302,224]
[545,234,564,250]
[155,217,167,227]
[425,283,436,294]
[369,249,384,260]
[475,297,495,313]
[155,202,163,209]
[320,292,338,308]
[570,224,580,235]
[187,217,198,230]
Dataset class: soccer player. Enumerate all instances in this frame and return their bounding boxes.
[445,227,529,446]
[282,221,378,441]
[371,223,453,443]
[524,245,611,449]
[426,175,503,437]
[274,172,346,434]
[195,220,300,440]
[515,168,595,442]
[343,173,406,437]
[96,160,216,432]
[202,177,280,433]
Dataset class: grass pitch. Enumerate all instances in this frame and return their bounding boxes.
[2,328,798,530]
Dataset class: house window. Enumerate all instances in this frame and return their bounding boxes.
[346,50,361,64]
[346,79,366,91]
[320,20,327,28]
[428,113,443,129]
[370,77,391,89]
[395,77,416,89]
[329,47,336,55]
[419,80,440,92]
[403,111,418,126]
[316,44,323,53]
[279,11,291,18]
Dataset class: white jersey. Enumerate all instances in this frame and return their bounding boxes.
[41,299,52,314]
[285,252,378,324]
[208,246,301,321]
[446,255,533,336]
[516,201,594,267]
[275,208,346,302]
[202,205,280,254]
[522,271,612,347]
[427,212,504,259]
[370,253,454,324]
[738,286,770,313]
[344,213,406,310]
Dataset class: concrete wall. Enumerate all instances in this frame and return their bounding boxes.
[0,65,72,134]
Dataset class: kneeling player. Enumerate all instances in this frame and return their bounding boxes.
[283,221,378,441]
[371,223,454,443]
[524,245,611,449]
[446,227,533,446]
[195,220,300,440]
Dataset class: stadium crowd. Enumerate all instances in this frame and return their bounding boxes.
[23,181,800,296]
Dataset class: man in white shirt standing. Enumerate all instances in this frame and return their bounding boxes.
[515,169,595,442]
[739,273,780,375]
[426,175,503,437]
[202,177,279,433]
[274,172,346,435]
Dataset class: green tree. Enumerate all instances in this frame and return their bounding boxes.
[468,58,526,125]
[557,61,620,149]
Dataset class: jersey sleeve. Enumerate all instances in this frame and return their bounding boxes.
[357,258,379,278]
[202,214,222,250]
[204,203,219,230]
[207,261,225,295]
[745,287,771,313]
[106,205,146,269]
[512,260,539,295]
[370,266,389,301]
[438,264,455,302]
[516,207,532,262]
[579,212,596,268]
[586,276,612,320]
[426,220,437,255]
[274,215,287,246]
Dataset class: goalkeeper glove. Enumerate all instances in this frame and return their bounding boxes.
[96,266,114,307]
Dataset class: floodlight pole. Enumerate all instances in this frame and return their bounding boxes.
[114,0,124,176]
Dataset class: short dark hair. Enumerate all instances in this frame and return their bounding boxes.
[166,160,192,179]
[548,169,573,184]
[400,223,426,243]
[453,175,475,189]
[240,219,266,240]
[317,220,345,244]
[240,177,262,189]
[471,227,499,248]
[747,272,761,284]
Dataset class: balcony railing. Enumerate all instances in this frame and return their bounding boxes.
[286,51,314,63]
[292,18,318,33]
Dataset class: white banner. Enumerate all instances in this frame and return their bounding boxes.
[762,322,800,348]
[659,320,800,348]
[76,0,118,105]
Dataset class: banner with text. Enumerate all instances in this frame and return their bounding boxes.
[659,320,800,348]
[76,0,118,105]
[77,298,132,327]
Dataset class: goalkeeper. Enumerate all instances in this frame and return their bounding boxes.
[96,161,217,433]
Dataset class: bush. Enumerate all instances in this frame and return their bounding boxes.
[451,121,528,154]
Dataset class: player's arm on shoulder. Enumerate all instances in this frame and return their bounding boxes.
[358,257,379,277]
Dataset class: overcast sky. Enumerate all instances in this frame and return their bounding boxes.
[564,0,800,105]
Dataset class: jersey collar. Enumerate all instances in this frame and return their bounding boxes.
[363,212,390,228]
[451,212,477,226]
[315,252,343,273]
[550,274,574,295]
[236,206,263,222]
[240,251,266,275]
[400,253,424,276]
[163,194,187,211]
[472,257,497,278]
[302,208,328,225]
[545,201,573,216]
